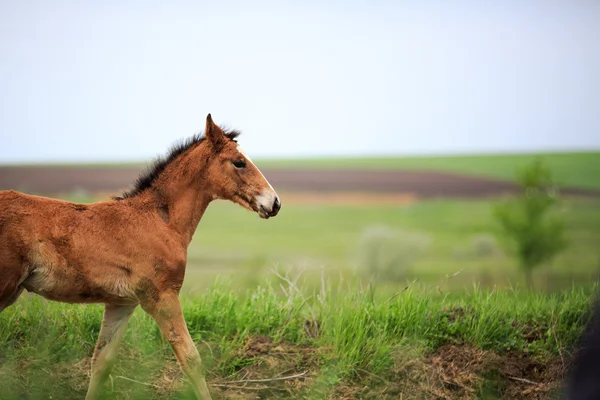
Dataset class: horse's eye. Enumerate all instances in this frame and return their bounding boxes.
[233,160,246,169]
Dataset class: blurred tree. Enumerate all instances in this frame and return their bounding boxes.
[493,158,567,289]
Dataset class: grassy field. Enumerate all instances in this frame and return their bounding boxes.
[0,281,594,399]
[256,152,600,190]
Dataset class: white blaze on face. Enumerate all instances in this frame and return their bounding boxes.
[236,144,280,215]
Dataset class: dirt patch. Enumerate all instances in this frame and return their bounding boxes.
[145,340,570,400]
[207,337,321,399]
[243,335,275,357]
[280,191,418,206]
[215,340,569,399]
[421,344,567,400]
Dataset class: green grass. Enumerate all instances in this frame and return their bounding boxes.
[0,281,594,399]
[255,152,600,190]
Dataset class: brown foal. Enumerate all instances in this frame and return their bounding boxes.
[0,114,281,400]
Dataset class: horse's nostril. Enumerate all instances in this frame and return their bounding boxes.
[272,197,281,214]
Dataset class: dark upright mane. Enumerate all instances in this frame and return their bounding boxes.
[114,128,241,200]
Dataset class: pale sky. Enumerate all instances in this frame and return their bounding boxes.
[1,1,599,163]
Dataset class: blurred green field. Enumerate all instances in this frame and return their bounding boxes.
[180,195,600,294]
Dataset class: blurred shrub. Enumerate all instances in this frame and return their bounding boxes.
[454,233,504,260]
[357,225,431,281]
[471,233,503,258]
[493,158,568,289]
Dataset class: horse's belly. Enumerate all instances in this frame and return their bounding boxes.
[22,266,137,305]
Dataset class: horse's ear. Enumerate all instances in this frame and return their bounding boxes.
[205,113,223,145]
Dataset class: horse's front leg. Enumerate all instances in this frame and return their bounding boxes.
[85,304,137,400]
[142,292,212,400]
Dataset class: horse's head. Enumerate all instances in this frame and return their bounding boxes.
[202,114,281,219]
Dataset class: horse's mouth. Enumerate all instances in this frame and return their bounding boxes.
[258,203,280,219]
[233,191,279,219]
[233,192,267,218]
[258,206,271,219]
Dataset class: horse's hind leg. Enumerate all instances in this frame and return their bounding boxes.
[85,304,137,400]
[0,286,24,313]
[0,257,28,313]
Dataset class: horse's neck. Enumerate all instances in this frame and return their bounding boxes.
[164,189,212,245]
[140,151,213,246]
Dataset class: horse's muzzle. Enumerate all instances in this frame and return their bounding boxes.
[259,196,281,219]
